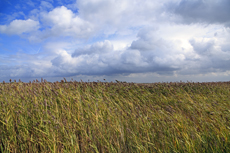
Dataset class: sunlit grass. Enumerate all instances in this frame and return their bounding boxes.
[0,79,230,152]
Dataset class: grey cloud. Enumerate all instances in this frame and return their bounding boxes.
[130,27,172,54]
[0,51,54,79]
[221,44,230,52]
[189,39,215,56]
[51,55,66,67]
[50,30,184,77]
[51,51,180,77]
[169,0,230,26]
[0,65,33,78]
[130,27,184,67]
[72,40,113,57]
[181,37,230,75]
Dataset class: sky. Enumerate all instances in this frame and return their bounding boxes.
[0,0,230,83]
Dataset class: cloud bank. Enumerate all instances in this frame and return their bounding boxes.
[0,0,230,82]
[170,0,230,26]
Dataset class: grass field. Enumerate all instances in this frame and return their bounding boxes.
[0,79,230,152]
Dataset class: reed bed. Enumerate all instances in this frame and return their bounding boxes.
[0,79,230,152]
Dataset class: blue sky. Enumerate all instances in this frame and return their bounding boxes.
[0,0,230,83]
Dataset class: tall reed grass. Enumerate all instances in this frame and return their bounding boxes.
[0,79,230,152]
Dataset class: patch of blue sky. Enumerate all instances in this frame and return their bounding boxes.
[54,0,78,11]
[0,0,36,22]
[0,0,78,24]
[0,0,15,14]
[0,34,42,55]
[0,34,22,54]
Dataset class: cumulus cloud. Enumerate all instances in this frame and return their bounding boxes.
[182,30,230,75]
[49,33,184,77]
[130,27,170,52]
[130,27,186,66]
[40,6,94,39]
[0,19,39,35]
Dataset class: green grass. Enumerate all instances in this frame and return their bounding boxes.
[0,79,230,152]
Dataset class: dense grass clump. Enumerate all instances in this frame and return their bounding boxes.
[0,79,230,152]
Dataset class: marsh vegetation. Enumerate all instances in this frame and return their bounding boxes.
[0,79,230,152]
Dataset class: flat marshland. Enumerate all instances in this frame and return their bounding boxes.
[0,80,230,152]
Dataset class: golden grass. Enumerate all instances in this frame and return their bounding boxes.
[0,79,230,152]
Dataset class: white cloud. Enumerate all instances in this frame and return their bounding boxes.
[0,19,39,35]
[40,6,94,39]
[76,0,173,36]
